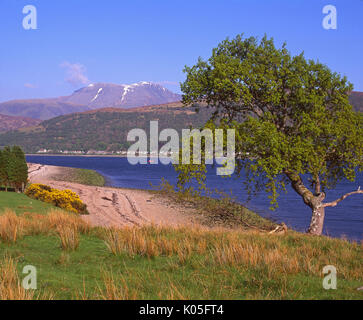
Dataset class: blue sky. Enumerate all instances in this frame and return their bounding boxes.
[0,0,362,102]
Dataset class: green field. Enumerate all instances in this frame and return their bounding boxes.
[0,192,362,300]
[0,191,60,215]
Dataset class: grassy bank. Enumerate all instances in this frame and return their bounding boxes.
[52,167,105,187]
[0,193,362,300]
[0,192,61,215]
[152,179,277,231]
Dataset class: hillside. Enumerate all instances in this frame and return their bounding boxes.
[0,114,41,133]
[0,102,211,153]
[0,99,90,120]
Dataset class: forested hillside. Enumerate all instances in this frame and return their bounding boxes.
[0,102,211,153]
[0,114,41,133]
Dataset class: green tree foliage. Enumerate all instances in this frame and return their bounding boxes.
[11,146,28,191]
[179,34,363,235]
[0,146,28,192]
[0,146,12,192]
[0,148,9,190]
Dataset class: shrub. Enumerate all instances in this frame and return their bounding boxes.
[25,184,88,215]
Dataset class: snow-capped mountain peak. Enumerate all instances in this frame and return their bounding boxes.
[61,81,181,110]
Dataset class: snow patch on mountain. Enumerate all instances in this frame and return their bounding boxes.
[121,85,133,103]
[91,88,103,102]
[120,82,154,103]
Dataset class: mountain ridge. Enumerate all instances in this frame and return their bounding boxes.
[0,82,181,120]
[60,81,181,110]
[0,99,91,120]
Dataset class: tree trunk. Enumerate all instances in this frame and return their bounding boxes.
[307,205,325,235]
[285,171,362,236]
[284,171,327,236]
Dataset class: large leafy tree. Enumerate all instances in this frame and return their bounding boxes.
[180,34,363,235]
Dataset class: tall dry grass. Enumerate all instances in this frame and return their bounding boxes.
[103,225,205,260]
[0,210,24,243]
[0,207,361,300]
[97,271,138,300]
[102,224,362,281]
[0,255,35,300]
[46,210,90,235]
[57,225,80,251]
[22,209,90,236]
[103,228,124,255]
[2,207,361,281]
[164,282,189,300]
[0,255,53,300]
[104,227,171,258]
[0,209,89,251]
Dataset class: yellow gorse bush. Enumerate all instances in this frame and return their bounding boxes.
[25,184,88,215]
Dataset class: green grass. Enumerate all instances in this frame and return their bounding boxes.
[0,191,60,215]
[0,193,361,300]
[0,224,362,300]
[52,167,105,186]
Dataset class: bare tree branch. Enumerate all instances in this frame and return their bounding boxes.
[322,187,363,208]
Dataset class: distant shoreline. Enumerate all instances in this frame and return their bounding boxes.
[26,154,128,158]
[26,154,173,159]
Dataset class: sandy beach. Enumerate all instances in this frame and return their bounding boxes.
[28,163,198,228]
